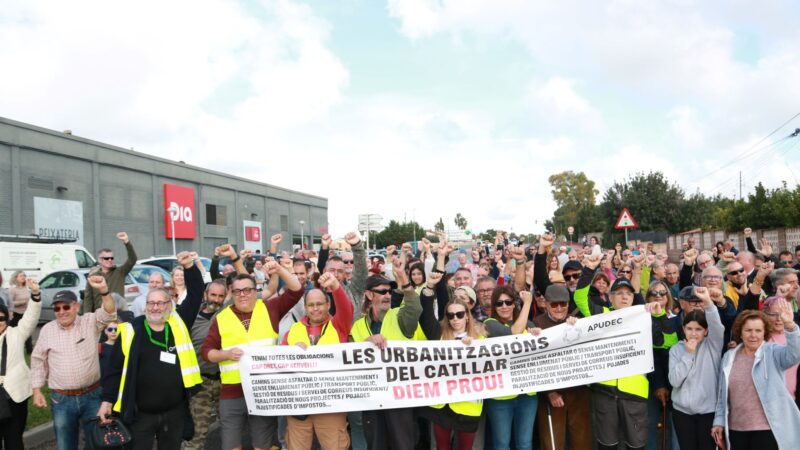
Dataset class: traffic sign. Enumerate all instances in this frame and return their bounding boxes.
[614,208,637,229]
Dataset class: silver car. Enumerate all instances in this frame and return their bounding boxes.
[37,269,140,324]
[128,264,173,297]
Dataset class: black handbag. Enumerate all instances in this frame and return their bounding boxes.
[84,416,133,449]
[0,338,12,421]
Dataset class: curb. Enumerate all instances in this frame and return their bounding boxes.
[23,421,54,448]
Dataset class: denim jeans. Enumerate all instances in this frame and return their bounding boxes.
[51,387,102,450]
[485,394,538,450]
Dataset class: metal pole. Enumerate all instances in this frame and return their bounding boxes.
[625,228,628,248]
[299,221,305,250]
[170,217,176,256]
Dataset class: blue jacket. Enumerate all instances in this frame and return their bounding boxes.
[714,327,800,449]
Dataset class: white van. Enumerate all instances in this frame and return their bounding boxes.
[0,237,96,287]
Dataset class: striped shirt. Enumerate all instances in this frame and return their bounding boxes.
[31,308,116,390]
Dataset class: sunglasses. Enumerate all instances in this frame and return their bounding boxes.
[494,299,515,307]
[618,270,631,275]
[446,311,467,320]
[371,288,391,295]
[549,302,568,308]
[0,316,6,322]
[564,273,581,281]
[53,304,73,313]
[106,327,117,332]
[343,260,354,264]
[649,290,668,297]
[100,256,114,261]
[727,269,744,276]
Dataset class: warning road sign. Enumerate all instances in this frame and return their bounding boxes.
[614,208,637,229]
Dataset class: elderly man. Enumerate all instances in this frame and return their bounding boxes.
[679,249,714,288]
[83,231,137,313]
[97,251,204,450]
[32,275,117,450]
[473,276,496,322]
[202,257,302,450]
[130,271,166,317]
[320,233,367,317]
[283,273,353,449]
[664,263,680,299]
[534,284,591,450]
[770,268,800,309]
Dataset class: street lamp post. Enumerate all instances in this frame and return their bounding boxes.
[167,205,178,256]
[299,220,305,250]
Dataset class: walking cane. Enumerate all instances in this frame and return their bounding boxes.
[661,402,669,450]
[546,402,556,450]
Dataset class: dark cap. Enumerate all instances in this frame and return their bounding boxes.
[609,278,634,293]
[677,286,701,302]
[562,260,582,274]
[365,275,396,290]
[544,284,570,303]
[52,290,78,304]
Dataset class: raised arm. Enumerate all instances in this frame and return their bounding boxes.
[117,232,138,275]
[177,251,205,328]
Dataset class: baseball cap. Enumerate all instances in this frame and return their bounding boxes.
[562,260,582,274]
[677,286,701,302]
[609,278,634,293]
[52,290,78,304]
[365,275,396,291]
[544,285,570,303]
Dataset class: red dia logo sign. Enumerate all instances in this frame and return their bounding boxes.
[164,184,196,239]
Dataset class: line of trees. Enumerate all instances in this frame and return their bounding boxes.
[546,171,800,244]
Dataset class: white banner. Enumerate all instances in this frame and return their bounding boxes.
[34,197,84,244]
[241,306,653,416]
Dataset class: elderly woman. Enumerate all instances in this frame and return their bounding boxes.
[0,279,42,449]
[712,301,800,450]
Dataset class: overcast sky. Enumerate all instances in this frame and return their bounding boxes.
[3,0,800,236]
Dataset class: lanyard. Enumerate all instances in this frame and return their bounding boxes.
[144,321,170,352]
[311,321,330,346]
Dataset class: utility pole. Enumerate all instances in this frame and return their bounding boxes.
[739,171,742,200]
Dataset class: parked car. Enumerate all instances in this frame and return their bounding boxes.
[37,269,140,324]
[128,265,172,296]
[137,256,212,283]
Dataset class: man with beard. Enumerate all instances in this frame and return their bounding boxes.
[185,279,228,450]
[533,284,591,450]
[97,251,205,449]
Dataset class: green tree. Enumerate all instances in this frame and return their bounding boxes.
[548,171,601,236]
[373,220,426,248]
[454,213,468,230]
[435,217,445,232]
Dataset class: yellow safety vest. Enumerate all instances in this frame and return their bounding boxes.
[113,312,202,413]
[484,318,536,400]
[349,308,425,342]
[287,319,341,346]
[430,336,484,417]
[598,375,649,399]
[217,300,276,385]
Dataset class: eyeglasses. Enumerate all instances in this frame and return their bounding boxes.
[618,270,631,275]
[371,288,391,295]
[495,299,515,307]
[146,300,171,308]
[477,288,493,294]
[649,290,668,297]
[549,302,568,308]
[100,256,114,261]
[446,311,467,320]
[232,287,255,297]
[564,273,581,281]
[343,260,354,264]
[702,275,722,281]
[727,269,744,276]
[305,302,328,309]
[53,304,73,313]
[106,327,117,332]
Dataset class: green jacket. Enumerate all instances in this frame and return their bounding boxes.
[82,241,137,314]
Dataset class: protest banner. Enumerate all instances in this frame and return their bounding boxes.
[241,305,653,416]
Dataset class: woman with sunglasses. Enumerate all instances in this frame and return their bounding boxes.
[483,285,537,450]
[644,281,679,450]
[418,271,485,450]
[0,278,41,450]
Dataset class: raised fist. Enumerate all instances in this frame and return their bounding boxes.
[116,232,129,243]
[318,272,340,291]
[216,244,237,259]
[271,234,283,244]
[345,232,361,246]
[264,260,280,275]
[87,274,108,292]
[321,234,332,249]
[744,227,752,238]
[177,251,193,269]
[27,278,41,296]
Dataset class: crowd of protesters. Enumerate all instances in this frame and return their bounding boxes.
[1,227,800,450]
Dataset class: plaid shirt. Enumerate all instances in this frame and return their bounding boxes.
[31,307,116,390]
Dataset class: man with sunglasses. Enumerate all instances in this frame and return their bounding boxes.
[97,251,205,449]
[723,261,749,309]
[82,231,138,314]
[533,234,583,314]
[32,274,117,450]
[202,259,302,450]
[533,284,592,450]
[322,232,367,318]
